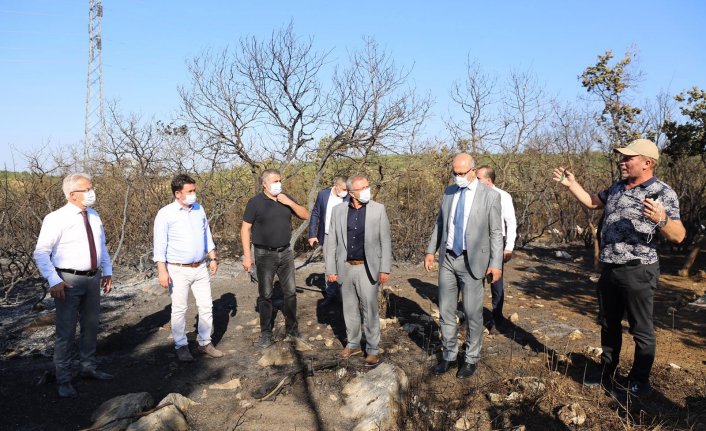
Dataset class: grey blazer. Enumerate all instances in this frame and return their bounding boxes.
[325,200,392,283]
[426,182,504,279]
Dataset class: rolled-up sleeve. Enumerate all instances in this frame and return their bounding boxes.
[33,214,63,288]
[153,209,168,262]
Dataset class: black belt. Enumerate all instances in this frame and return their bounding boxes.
[56,268,99,277]
[604,259,642,269]
[446,249,466,258]
[254,244,289,252]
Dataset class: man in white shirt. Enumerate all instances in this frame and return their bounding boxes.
[153,174,222,362]
[477,165,517,333]
[308,176,349,306]
[34,173,114,398]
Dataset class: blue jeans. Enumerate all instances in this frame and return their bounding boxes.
[54,271,101,383]
[254,248,298,336]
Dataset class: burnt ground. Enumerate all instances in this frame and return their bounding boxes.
[0,243,704,430]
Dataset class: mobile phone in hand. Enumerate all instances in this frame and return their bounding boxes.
[485,273,493,284]
[645,193,658,201]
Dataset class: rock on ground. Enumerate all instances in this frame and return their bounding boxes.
[340,363,408,431]
[90,392,154,431]
[556,403,586,426]
[125,405,188,431]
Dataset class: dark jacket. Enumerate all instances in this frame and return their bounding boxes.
[308,187,350,245]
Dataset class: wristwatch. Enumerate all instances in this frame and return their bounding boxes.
[657,217,669,228]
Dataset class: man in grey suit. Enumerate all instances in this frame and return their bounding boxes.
[424,153,504,379]
[325,174,392,367]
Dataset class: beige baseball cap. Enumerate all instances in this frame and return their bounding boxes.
[615,138,659,160]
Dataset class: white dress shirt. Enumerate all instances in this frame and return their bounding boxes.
[494,186,517,252]
[153,200,216,264]
[33,202,112,287]
[446,179,478,251]
[324,188,344,235]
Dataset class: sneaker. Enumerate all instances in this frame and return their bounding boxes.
[57,382,78,398]
[335,347,362,359]
[198,343,224,358]
[583,366,617,388]
[254,334,273,349]
[176,346,194,362]
[613,381,652,401]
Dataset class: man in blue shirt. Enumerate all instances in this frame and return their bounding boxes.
[154,174,223,362]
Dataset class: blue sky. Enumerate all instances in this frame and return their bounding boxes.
[1,1,705,169]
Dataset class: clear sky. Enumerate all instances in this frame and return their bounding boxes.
[1,0,705,169]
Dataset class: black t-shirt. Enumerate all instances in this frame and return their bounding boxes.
[243,192,296,248]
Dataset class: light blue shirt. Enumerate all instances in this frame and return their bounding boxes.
[153,200,216,264]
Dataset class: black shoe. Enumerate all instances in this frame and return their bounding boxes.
[456,363,477,380]
[80,369,114,380]
[57,382,78,398]
[432,359,454,375]
[319,297,336,307]
[254,334,273,349]
[584,366,617,388]
[613,381,652,401]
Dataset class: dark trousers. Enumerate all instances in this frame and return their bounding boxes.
[54,271,102,384]
[489,238,506,323]
[597,261,659,383]
[254,247,298,336]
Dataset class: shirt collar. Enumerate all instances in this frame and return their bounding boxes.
[620,175,657,189]
[64,202,87,214]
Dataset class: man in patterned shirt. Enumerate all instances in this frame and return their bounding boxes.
[553,138,685,399]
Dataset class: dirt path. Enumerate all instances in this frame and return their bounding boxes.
[1,244,704,430]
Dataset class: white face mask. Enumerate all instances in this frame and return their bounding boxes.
[455,175,470,188]
[357,187,371,203]
[338,190,348,198]
[181,193,197,206]
[269,181,282,196]
[81,189,96,207]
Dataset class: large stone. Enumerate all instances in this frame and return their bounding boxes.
[125,405,188,431]
[556,403,586,426]
[209,378,242,390]
[340,363,408,431]
[90,392,154,431]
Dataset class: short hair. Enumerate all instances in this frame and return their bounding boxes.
[171,174,196,195]
[644,156,659,169]
[260,169,281,184]
[477,165,496,183]
[62,172,92,198]
[334,176,348,186]
[346,174,368,191]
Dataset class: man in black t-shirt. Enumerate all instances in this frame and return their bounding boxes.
[241,169,310,348]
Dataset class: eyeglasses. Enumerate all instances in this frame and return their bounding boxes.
[71,188,94,193]
[452,167,475,176]
[349,185,370,192]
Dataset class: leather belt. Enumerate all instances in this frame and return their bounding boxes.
[56,268,99,277]
[168,261,204,268]
[347,260,365,265]
[604,259,642,269]
[254,244,289,252]
[446,249,466,258]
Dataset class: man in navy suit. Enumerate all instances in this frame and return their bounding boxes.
[308,176,349,306]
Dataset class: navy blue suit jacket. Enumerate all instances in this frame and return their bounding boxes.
[308,188,349,245]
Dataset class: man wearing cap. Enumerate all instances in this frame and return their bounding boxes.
[553,138,685,398]
[34,172,114,398]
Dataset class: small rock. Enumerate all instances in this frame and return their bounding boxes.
[509,313,520,323]
[336,368,347,379]
[512,426,526,431]
[248,318,259,326]
[315,334,323,341]
[330,394,338,402]
[308,337,316,341]
[126,404,188,431]
[557,403,586,426]
[209,378,242,390]
[505,392,522,402]
[555,250,571,259]
[584,346,602,357]
[668,363,682,370]
[307,320,313,326]
[487,393,503,404]
[455,416,472,430]
[258,346,294,367]
[324,338,334,347]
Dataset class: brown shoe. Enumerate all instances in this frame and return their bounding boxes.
[365,354,380,368]
[198,343,224,358]
[335,347,362,359]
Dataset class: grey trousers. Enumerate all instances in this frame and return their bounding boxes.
[54,271,102,384]
[341,263,380,355]
[439,252,484,363]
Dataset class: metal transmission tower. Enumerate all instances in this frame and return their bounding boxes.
[84,0,105,161]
